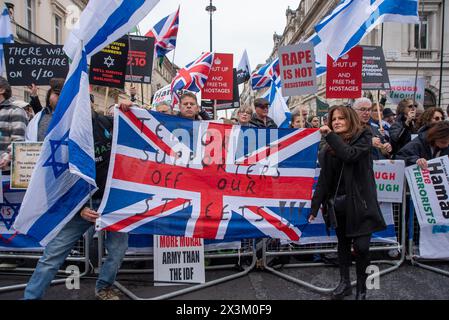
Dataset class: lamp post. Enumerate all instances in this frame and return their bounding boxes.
[205,0,216,52]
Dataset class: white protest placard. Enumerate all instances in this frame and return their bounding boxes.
[374,160,405,203]
[151,84,172,108]
[153,235,205,286]
[278,42,317,97]
[405,156,449,259]
[10,142,43,189]
[387,77,425,106]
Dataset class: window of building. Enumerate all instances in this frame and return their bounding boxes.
[55,15,62,44]
[414,15,428,49]
[25,0,35,32]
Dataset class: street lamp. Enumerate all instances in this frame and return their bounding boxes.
[205,0,216,52]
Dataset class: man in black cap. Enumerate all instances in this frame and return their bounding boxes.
[249,98,278,128]
[382,108,396,126]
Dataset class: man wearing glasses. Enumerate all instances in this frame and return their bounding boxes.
[352,98,392,160]
[249,98,278,128]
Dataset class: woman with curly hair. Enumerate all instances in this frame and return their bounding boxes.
[416,107,445,133]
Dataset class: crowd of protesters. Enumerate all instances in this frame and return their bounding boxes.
[1,74,449,300]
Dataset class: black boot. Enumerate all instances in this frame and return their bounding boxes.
[355,276,367,300]
[331,266,352,300]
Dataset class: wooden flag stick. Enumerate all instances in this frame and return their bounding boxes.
[104,86,110,115]
[376,100,384,134]
[299,107,304,129]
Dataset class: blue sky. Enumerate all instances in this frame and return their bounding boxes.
[139,0,300,70]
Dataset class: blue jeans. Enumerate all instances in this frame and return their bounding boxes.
[24,209,128,300]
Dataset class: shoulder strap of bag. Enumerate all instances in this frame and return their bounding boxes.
[333,166,344,203]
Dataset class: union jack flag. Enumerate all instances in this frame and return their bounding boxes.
[145,7,180,58]
[250,58,280,90]
[170,52,214,107]
[97,108,321,241]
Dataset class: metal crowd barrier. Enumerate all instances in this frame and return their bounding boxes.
[97,233,257,300]
[407,202,449,277]
[0,234,91,293]
[262,188,407,294]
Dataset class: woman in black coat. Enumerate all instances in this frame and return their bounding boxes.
[396,121,449,169]
[309,105,386,300]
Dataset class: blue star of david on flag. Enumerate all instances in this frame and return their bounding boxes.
[43,131,70,179]
[0,197,21,230]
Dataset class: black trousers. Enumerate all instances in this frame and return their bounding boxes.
[335,212,371,281]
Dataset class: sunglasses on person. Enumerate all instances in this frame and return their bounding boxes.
[256,104,269,109]
[355,107,371,113]
[433,116,443,121]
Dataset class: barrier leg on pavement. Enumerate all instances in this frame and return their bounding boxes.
[407,204,449,277]
[263,197,407,294]
[0,235,91,293]
[112,240,257,300]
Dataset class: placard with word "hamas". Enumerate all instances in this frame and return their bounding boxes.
[405,156,449,259]
[153,235,205,286]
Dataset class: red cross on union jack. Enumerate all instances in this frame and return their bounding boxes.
[97,108,320,241]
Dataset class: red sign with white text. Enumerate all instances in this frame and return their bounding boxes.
[326,46,363,99]
[202,53,234,100]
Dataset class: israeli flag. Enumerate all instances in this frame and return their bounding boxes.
[306,33,327,77]
[0,4,13,75]
[315,0,419,60]
[14,0,160,246]
[262,80,291,128]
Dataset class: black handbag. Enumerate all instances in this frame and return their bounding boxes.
[324,167,345,230]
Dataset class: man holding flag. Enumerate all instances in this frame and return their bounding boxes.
[14,0,161,300]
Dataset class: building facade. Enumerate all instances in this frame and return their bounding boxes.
[3,0,176,111]
[241,0,449,115]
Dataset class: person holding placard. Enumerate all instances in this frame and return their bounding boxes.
[396,121,449,169]
[390,99,419,156]
[309,105,386,300]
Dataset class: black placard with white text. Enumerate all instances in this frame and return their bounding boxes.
[89,36,129,89]
[125,35,155,84]
[3,44,69,86]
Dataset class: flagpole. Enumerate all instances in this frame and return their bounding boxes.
[439,0,445,106]
[103,86,109,115]
[376,23,385,134]
[413,0,425,106]
[127,33,138,104]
